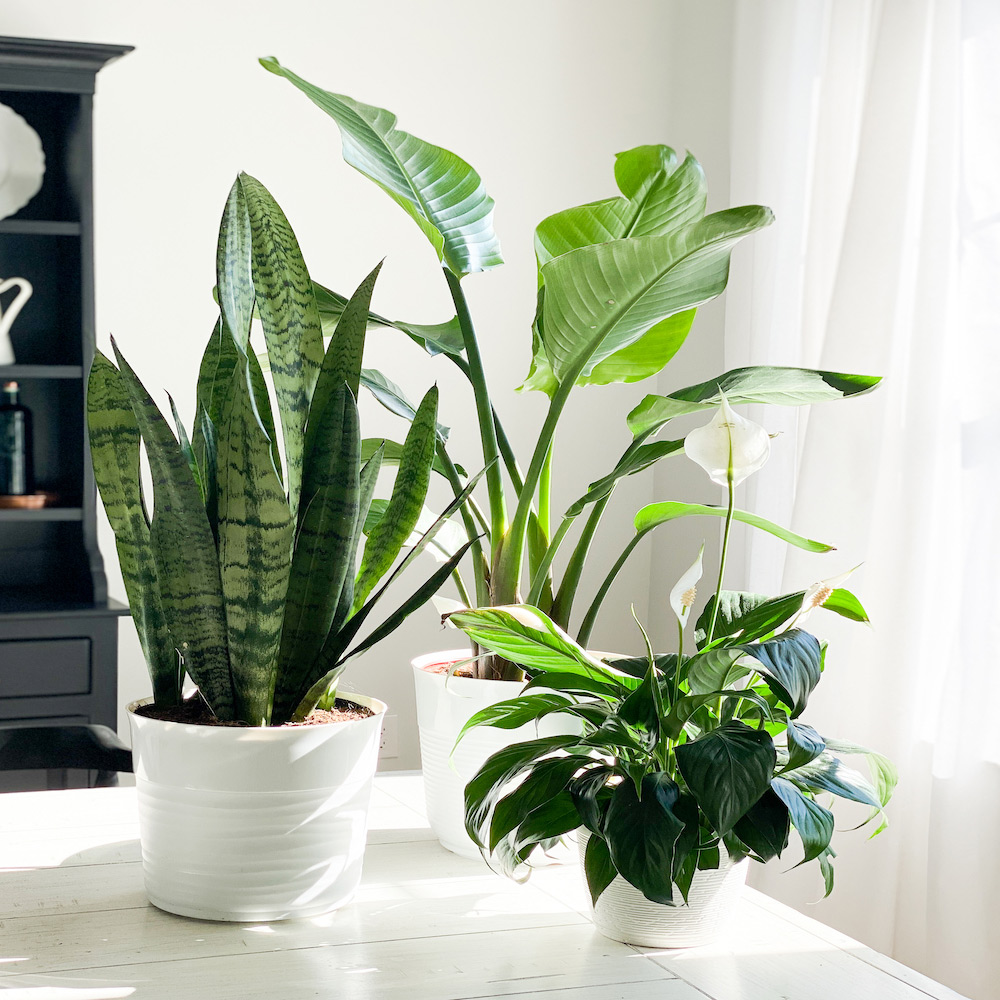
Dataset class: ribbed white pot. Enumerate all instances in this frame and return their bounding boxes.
[578,829,749,948]
[127,694,385,922]
[412,650,525,859]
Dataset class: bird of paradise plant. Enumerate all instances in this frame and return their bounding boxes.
[261,59,880,680]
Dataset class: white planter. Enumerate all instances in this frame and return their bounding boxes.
[412,649,526,859]
[578,829,749,947]
[127,694,386,922]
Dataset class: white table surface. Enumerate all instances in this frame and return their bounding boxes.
[0,772,967,1000]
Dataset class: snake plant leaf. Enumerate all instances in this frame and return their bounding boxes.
[111,340,233,720]
[360,368,450,441]
[195,405,218,541]
[364,499,466,563]
[633,501,835,553]
[540,207,773,384]
[313,281,464,358]
[771,776,835,863]
[352,385,439,612]
[272,383,360,724]
[216,361,294,725]
[674,720,776,836]
[604,772,686,904]
[737,629,822,719]
[565,439,685,519]
[261,58,503,277]
[307,264,382,463]
[216,176,254,352]
[237,172,324,520]
[627,366,882,438]
[361,437,453,479]
[167,394,203,501]
[87,353,179,705]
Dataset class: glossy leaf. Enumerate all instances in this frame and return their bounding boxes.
[604,773,686,904]
[634,502,834,554]
[456,693,576,745]
[261,58,503,276]
[732,788,790,861]
[771,776,835,863]
[738,630,822,718]
[685,648,749,696]
[584,832,618,906]
[822,587,871,624]
[570,765,615,835]
[628,366,881,438]
[540,207,773,383]
[695,591,807,648]
[360,368,450,441]
[789,753,884,812]
[782,720,826,773]
[674,720,776,835]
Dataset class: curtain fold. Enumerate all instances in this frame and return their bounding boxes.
[727,2,1000,998]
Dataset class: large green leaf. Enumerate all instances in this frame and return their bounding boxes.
[788,753,884,812]
[732,788,790,861]
[674,720,776,835]
[216,178,254,352]
[446,605,606,677]
[738,630,822,718]
[361,438,453,480]
[604,772,686,904]
[273,384,360,724]
[111,341,233,719]
[352,385,438,611]
[360,368,450,441]
[782,720,826,773]
[216,362,294,725]
[628,366,882,438]
[771,777,835,863]
[87,354,178,705]
[695,591,807,648]
[540,207,773,383]
[237,172,324,520]
[634,501,835,553]
[584,832,618,906]
[261,58,503,277]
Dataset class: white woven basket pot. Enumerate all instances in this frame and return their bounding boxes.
[578,829,749,948]
[127,694,386,922]
[412,650,526,858]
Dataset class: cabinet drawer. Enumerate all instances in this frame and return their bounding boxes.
[0,638,91,697]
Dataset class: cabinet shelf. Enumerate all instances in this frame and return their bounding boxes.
[0,365,83,380]
[0,220,81,236]
[0,507,83,522]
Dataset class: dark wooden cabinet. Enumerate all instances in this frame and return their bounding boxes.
[0,37,133,788]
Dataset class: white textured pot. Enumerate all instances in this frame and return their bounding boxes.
[412,650,526,858]
[578,830,749,947]
[127,694,386,922]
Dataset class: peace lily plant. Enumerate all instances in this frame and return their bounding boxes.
[261,59,881,678]
[88,173,474,726]
[446,400,896,913]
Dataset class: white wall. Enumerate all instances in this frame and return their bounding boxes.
[4,0,738,767]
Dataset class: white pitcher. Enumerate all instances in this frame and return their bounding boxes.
[0,277,33,365]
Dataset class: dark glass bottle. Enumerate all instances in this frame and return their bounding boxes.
[0,381,34,495]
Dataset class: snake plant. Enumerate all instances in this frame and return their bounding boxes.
[262,59,880,679]
[88,174,474,725]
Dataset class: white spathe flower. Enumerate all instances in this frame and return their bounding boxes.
[670,544,705,626]
[684,395,771,487]
[790,565,860,628]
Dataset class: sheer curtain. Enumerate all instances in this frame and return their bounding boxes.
[725,2,1000,998]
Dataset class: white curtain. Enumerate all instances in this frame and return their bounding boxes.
[725,2,1000,998]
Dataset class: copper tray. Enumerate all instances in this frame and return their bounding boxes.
[0,492,59,509]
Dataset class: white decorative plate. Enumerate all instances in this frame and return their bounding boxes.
[0,104,45,221]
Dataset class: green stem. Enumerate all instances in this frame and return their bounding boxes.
[706,478,736,646]
[436,441,490,607]
[674,621,684,709]
[450,567,473,609]
[527,515,573,606]
[538,443,552,540]
[493,375,576,603]
[577,530,647,647]
[444,269,507,548]
[551,494,612,629]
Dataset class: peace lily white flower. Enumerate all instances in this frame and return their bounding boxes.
[684,395,771,486]
[670,544,705,626]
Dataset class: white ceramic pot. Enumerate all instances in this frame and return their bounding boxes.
[578,829,749,947]
[411,649,526,858]
[127,694,386,922]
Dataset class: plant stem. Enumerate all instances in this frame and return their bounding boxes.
[674,620,684,709]
[538,443,552,540]
[436,442,490,607]
[705,478,736,646]
[444,269,507,549]
[551,494,612,628]
[526,516,572,606]
[577,531,647,647]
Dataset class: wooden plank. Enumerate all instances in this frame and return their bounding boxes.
[0,923,676,1000]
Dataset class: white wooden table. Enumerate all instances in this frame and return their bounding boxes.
[0,773,967,1000]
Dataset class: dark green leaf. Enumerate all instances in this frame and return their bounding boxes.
[570,765,614,835]
[738,629,822,718]
[771,776,835,863]
[674,720,776,836]
[782,720,826,773]
[788,754,883,812]
[584,832,618,906]
[695,591,806,648]
[732,788,790,861]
